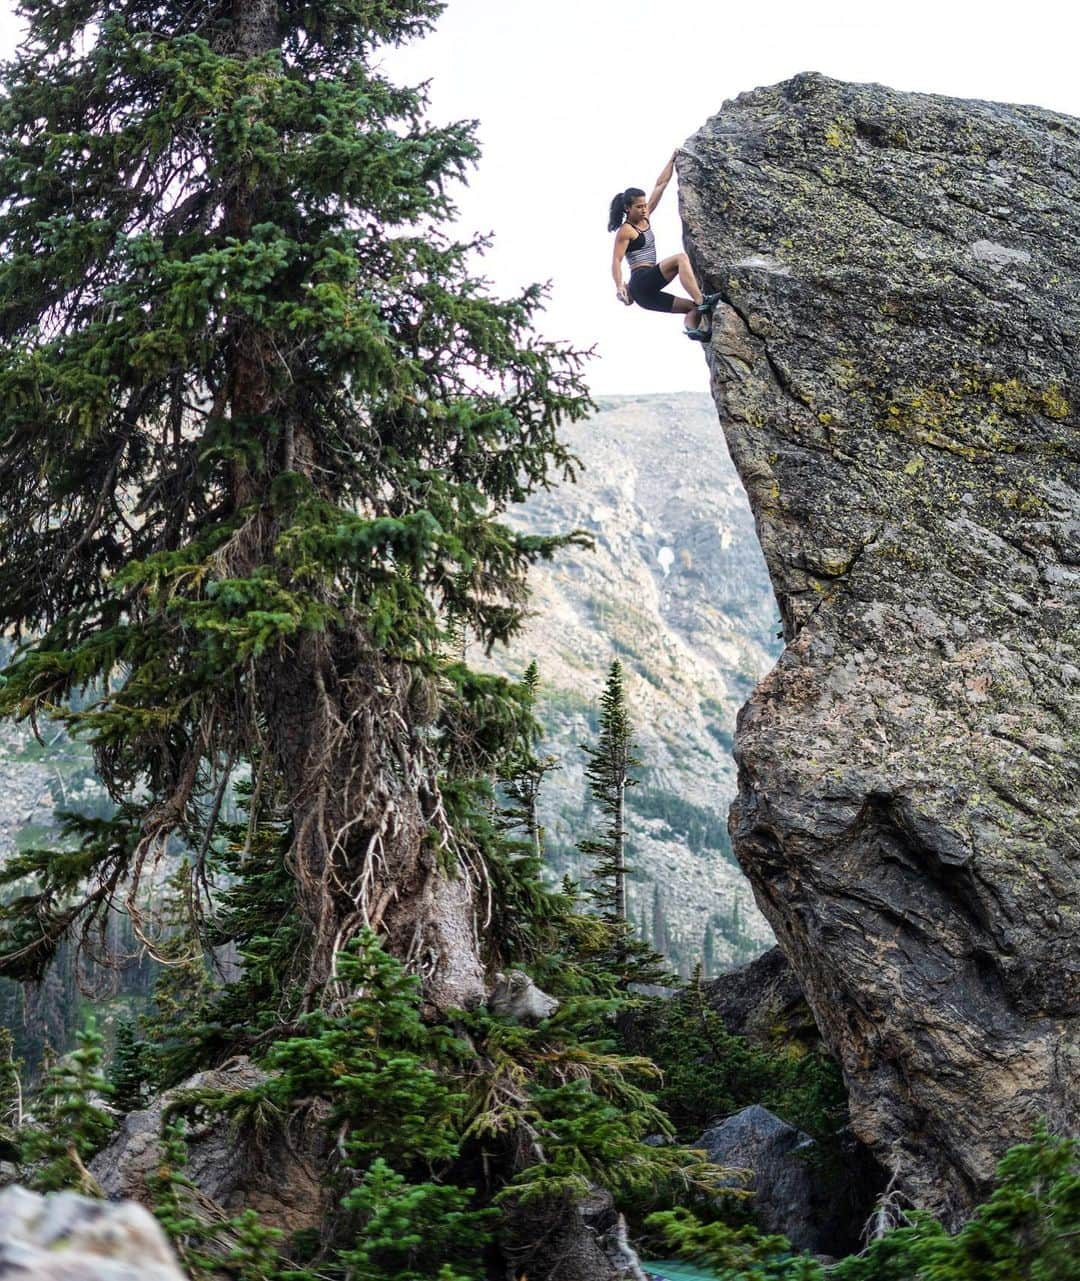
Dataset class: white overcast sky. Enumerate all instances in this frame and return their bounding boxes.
[1,1,1078,396]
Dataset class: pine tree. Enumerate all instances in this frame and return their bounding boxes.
[0,0,590,1012]
[21,1017,115,1192]
[498,661,559,863]
[638,905,650,947]
[109,1015,146,1113]
[651,882,670,959]
[579,661,640,922]
[0,1026,21,1159]
[575,663,669,990]
[703,921,717,979]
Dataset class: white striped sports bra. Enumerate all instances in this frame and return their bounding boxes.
[625,221,656,269]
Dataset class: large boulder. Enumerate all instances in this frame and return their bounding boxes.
[0,1185,184,1280]
[679,72,1080,1226]
[89,1057,330,1236]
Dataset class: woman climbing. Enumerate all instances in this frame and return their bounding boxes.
[609,151,719,341]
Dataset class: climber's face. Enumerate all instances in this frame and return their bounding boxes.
[626,195,648,223]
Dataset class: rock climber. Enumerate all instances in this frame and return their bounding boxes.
[609,151,719,341]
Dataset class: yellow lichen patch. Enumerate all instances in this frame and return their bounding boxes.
[988,377,1071,421]
[878,385,988,459]
[904,454,926,475]
[1039,383,1070,420]
[995,487,1045,514]
[828,358,860,391]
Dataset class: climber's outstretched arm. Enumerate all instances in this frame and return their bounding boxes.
[647,151,677,214]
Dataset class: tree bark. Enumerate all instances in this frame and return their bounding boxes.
[232,0,279,58]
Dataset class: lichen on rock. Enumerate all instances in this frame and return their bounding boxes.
[679,72,1080,1226]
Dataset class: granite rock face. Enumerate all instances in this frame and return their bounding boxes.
[679,73,1080,1225]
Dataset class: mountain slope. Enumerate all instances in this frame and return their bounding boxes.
[495,392,782,970]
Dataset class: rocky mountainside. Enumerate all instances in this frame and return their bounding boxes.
[680,73,1080,1223]
[491,393,781,970]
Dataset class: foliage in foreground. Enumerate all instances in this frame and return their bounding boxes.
[145,927,722,1280]
[18,1018,114,1193]
[646,1125,1080,1281]
[633,972,847,1145]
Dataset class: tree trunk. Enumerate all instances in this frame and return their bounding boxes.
[222,0,485,1013]
[257,632,485,1011]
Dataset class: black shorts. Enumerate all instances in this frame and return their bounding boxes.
[628,264,675,313]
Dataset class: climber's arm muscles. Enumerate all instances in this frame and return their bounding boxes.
[612,226,632,295]
[647,151,677,213]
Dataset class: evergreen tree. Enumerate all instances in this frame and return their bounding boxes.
[0,0,590,1011]
[0,1026,21,1159]
[108,1015,146,1113]
[703,920,717,979]
[651,882,670,959]
[579,661,639,923]
[637,904,650,947]
[498,661,559,863]
[21,1017,115,1192]
[575,663,668,990]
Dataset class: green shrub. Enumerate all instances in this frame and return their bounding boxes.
[20,1017,115,1193]
[633,976,846,1143]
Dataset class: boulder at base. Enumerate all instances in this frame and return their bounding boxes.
[89,1057,330,1236]
[697,1104,820,1252]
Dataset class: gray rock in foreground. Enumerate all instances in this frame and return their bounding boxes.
[680,72,1080,1226]
[0,1185,184,1280]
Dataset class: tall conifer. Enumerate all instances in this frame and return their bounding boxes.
[499,661,558,862]
[703,921,716,978]
[579,660,639,922]
[652,882,670,958]
[0,1,589,1010]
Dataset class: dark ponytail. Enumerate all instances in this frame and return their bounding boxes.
[608,187,645,232]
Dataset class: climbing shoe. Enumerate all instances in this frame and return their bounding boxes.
[698,291,722,314]
[685,327,710,342]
